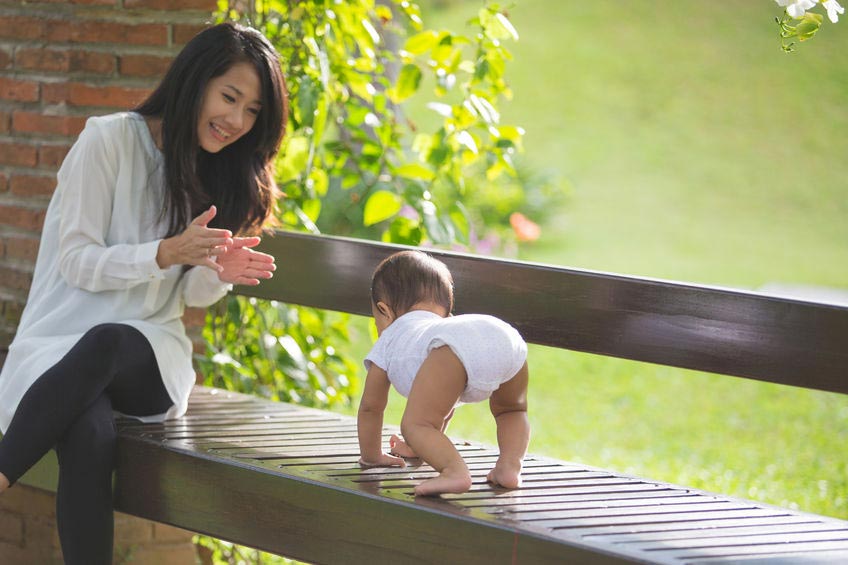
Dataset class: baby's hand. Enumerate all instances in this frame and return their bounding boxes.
[358,453,406,469]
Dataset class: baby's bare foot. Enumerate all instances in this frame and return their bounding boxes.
[0,472,9,494]
[487,461,522,489]
[414,470,472,496]
[389,434,417,458]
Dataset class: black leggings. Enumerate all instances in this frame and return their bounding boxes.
[0,323,173,565]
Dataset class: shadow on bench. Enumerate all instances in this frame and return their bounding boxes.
[22,231,848,563]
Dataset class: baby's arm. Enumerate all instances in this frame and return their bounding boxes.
[358,365,405,468]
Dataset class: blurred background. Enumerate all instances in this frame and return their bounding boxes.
[347,0,848,520]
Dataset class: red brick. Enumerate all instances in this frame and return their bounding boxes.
[38,144,71,169]
[182,306,207,328]
[40,82,69,104]
[15,47,68,73]
[0,111,9,133]
[0,172,7,192]
[119,54,172,78]
[23,515,62,551]
[10,174,56,198]
[173,23,208,45]
[69,50,116,74]
[114,542,198,565]
[4,236,40,262]
[113,513,154,543]
[0,47,11,70]
[126,0,214,9]
[0,266,32,291]
[66,83,150,109]
[0,485,55,517]
[0,141,37,167]
[3,299,24,326]
[0,16,47,41]
[0,511,23,545]
[18,49,117,75]
[67,21,168,46]
[0,204,46,232]
[0,542,39,565]
[0,77,39,102]
[152,522,194,542]
[12,111,87,137]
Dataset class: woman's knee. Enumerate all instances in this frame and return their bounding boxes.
[56,396,117,465]
[81,323,134,350]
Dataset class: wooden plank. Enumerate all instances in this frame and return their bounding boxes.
[661,539,848,559]
[113,436,641,565]
[241,231,848,394]
[112,387,848,564]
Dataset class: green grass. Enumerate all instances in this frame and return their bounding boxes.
[333,0,848,520]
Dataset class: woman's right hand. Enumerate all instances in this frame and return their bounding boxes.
[156,205,233,271]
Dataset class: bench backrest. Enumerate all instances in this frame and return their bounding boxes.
[243,231,848,395]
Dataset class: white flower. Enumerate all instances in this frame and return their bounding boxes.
[823,0,845,22]
[775,0,819,18]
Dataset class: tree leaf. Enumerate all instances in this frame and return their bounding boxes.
[363,190,403,226]
[388,64,422,103]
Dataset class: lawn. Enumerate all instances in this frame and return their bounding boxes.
[333,0,848,520]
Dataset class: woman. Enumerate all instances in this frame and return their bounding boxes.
[0,22,287,564]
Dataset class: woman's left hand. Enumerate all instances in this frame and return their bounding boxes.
[216,236,276,286]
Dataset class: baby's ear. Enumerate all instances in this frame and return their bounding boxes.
[376,301,394,321]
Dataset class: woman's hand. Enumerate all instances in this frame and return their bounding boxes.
[157,206,233,271]
[216,236,276,286]
[358,452,406,469]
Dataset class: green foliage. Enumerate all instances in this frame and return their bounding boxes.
[198,1,564,562]
[198,297,356,408]
[234,0,559,249]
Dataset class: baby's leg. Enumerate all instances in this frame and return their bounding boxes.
[390,406,455,458]
[487,361,530,489]
[401,346,471,496]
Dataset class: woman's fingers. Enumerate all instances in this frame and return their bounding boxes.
[191,205,217,227]
[231,236,262,249]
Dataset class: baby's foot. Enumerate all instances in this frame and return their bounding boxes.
[414,469,472,496]
[389,434,417,458]
[487,460,522,489]
[0,472,9,494]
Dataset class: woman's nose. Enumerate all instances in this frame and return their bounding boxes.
[224,106,244,131]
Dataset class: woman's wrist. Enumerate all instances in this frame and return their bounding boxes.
[156,238,173,269]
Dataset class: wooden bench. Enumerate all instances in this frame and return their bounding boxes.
[19,230,848,563]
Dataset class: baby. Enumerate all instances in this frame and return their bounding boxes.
[357,250,530,496]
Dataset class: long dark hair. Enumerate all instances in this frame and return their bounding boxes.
[135,22,288,236]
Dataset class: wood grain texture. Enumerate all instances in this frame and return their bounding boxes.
[113,387,848,564]
[243,231,848,394]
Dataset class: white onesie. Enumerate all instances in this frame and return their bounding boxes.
[364,310,527,403]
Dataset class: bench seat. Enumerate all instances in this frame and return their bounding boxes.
[112,385,848,564]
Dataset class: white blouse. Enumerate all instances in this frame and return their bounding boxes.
[0,112,231,432]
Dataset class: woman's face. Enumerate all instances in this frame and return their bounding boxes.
[197,61,262,153]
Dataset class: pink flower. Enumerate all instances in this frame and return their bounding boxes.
[509,212,541,242]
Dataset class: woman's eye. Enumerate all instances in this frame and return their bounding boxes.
[248,108,260,116]
[223,93,235,103]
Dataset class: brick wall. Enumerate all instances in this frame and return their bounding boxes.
[0,0,216,347]
[0,0,218,562]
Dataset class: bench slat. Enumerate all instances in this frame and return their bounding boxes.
[113,387,848,565]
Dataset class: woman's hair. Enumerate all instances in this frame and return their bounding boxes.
[135,22,288,236]
[371,250,454,317]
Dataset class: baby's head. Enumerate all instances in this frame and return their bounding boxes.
[370,250,454,334]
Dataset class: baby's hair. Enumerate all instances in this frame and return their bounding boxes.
[371,250,454,317]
